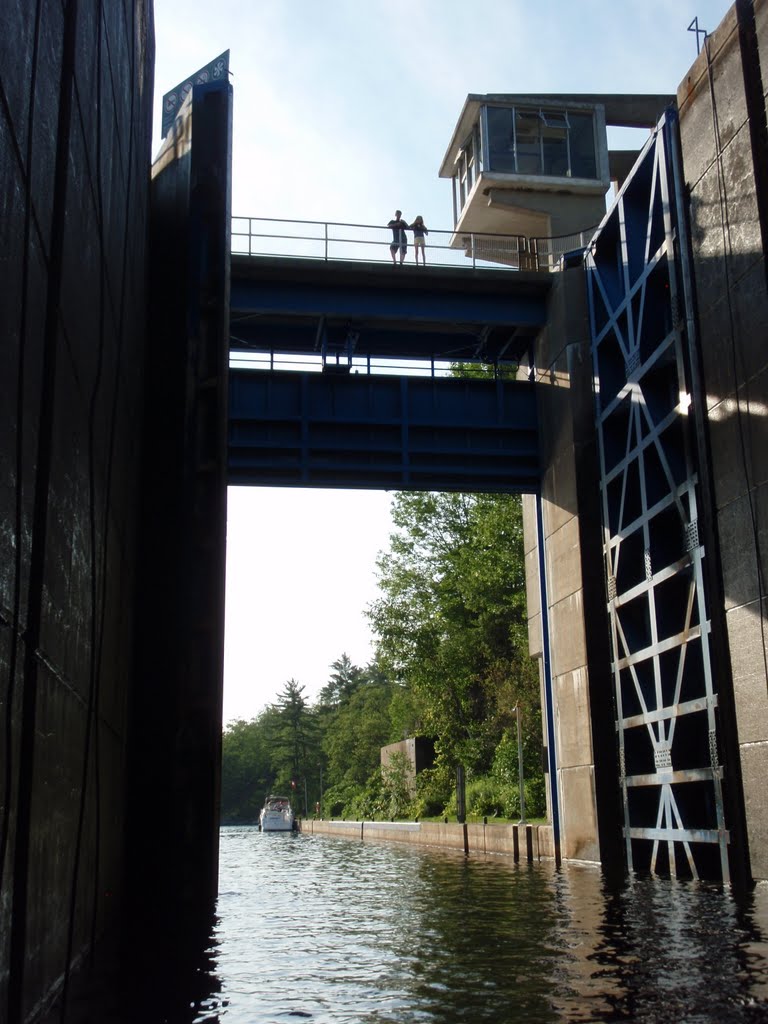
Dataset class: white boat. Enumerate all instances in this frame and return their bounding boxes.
[259,795,295,832]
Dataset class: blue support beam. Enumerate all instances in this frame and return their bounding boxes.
[228,370,539,492]
[230,255,551,366]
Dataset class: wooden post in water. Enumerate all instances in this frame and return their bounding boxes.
[456,765,466,824]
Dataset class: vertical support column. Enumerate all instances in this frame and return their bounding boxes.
[129,79,232,930]
[536,493,561,866]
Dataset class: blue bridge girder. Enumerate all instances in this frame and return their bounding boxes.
[228,369,539,492]
[229,255,551,366]
[228,255,550,491]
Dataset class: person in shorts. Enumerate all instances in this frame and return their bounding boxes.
[411,215,428,265]
[387,210,409,264]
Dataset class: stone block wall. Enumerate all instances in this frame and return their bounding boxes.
[0,3,154,1019]
[677,0,768,879]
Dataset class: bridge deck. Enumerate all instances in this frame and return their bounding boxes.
[230,255,551,366]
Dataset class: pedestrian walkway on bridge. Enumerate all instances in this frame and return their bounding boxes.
[232,215,596,273]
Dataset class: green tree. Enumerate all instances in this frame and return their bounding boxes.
[380,751,414,819]
[322,675,395,800]
[270,679,320,815]
[220,712,275,822]
[367,491,541,779]
[316,652,364,710]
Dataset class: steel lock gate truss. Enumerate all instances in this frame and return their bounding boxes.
[587,111,729,881]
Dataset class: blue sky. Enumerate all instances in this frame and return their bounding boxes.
[152,0,731,723]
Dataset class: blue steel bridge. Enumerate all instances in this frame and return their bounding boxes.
[227,227,556,493]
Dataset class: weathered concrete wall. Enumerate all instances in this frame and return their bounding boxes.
[486,188,607,239]
[523,0,768,882]
[678,0,768,879]
[380,736,436,794]
[523,268,620,868]
[301,818,556,861]
[0,2,154,1021]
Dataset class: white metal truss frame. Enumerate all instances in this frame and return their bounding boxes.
[586,112,729,881]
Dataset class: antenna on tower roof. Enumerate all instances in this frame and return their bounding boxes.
[687,17,708,56]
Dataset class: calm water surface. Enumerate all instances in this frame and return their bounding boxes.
[171,826,768,1024]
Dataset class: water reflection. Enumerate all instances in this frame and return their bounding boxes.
[59,826,768,1022]
[567,873,768,1022]
[201,828,768,1023]
[388,857,564,1023]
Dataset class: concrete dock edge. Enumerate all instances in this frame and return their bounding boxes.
[299,819,555,862]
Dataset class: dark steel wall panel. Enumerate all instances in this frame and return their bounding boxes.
[0,2,154,1020]
[229,370,539,492]
[129,77,232,941]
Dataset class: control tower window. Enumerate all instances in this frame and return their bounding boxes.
[541,112,568,176]
[515,110,543,174]
[484,104,597,181]
[486,106,516,173]
[568,112,598,179]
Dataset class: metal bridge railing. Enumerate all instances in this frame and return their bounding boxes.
[231,217,595,272]
[531,227,598,271]
[229,347,526,378]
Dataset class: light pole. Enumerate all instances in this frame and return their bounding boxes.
[515,705,527,825]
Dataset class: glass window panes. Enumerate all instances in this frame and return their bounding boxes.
[515,110,542,174]
[486,106,516,173]
[483,104,598,181]
[541,111,568,176]
[568,112,598,179]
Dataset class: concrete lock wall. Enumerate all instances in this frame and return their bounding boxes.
[522,267,620,869]
[302,818,557,862]
[523,0,768,881]
[677,0,768,880]
[0,2,155,1021]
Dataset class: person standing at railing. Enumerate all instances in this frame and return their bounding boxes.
[387,210,410,265]
[411,215,428,265]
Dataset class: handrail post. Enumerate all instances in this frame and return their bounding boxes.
[324,222,329,261]
[471,232,476,270]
